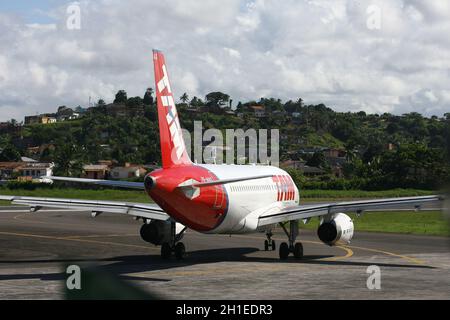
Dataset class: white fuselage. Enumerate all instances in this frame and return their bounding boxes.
[198,164,300,234]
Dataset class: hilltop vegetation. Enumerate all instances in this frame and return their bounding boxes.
[1,90,449,190]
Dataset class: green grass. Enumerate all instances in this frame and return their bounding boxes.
[300,188,436,201]
[301,211,449,237]
[304,132,344,148]
[0,187,447,236]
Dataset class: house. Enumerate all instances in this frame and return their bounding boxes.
[98,160,115,167]
[20,162,54,179]
[280,160,325,176]
[299,147,328,156]
[323,148,346,158]
[58,113,80,121]
[0,162,24,180]
[21,157,37,163]
[56,106,80,121]
[110,163,147,179]
[41,116,57,124]
[24,115,56,125]
[24,116,41,125]
[249,105,266,118]
[280,160,307,170]
[300,165,325,176]
[82,164,109,180]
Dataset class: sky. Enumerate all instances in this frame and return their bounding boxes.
[0,0,449,122]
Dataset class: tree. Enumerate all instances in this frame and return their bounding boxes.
[53,142,83,177]
[306,152,327,168]
[180,93,189,104]
[114,90,128,104]
[0,145,21,161]
[205,92,229,108]
[97,99,106,107]
[143,88,154,105]
[236,102,243,112]
[126,96,143,107]
[190,96,204,108]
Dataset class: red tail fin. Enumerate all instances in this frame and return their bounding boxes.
[153,50,192,168]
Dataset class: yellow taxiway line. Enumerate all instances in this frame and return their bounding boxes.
[3,213,427,266]
[0,231,156,251]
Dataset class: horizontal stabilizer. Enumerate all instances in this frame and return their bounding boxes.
[178,174,274,189]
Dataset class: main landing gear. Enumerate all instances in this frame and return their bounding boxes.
[264,231,276,251]
[278,220,303,260]
[161,222,187,260]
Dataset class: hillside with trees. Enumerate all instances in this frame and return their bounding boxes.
[1,89,449,190]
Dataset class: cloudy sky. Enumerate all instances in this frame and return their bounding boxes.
[0,0,449,122]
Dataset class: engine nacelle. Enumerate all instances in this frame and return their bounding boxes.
[317,213,354,246]
[140,221,185,245]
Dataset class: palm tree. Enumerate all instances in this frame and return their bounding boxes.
[180,93,189,104]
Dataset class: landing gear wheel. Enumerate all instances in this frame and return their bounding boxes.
[279,242,290,260]
[264,240,269,251]
[293,242,303,260]
[271,240,276,251]
[161,242,172,260]
[174,242,186,260]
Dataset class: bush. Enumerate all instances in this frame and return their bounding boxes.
[4,181,54,190]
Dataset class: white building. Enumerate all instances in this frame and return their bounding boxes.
[20,162,54,180]
[110,163,147,179]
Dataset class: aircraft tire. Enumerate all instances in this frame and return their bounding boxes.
[293,242,303,260]
[161,242,172,260]
[279,242,289,260]
[174,242,186,260]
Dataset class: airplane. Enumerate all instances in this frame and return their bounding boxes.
[0,50,445,260]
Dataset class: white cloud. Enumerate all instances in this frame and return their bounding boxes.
[0,0,449,122]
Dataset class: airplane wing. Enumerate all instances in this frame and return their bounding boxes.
[258,195,445,227]
[43,176,145,190]
[0,195,168,221]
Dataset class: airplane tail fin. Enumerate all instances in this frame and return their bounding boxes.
[153,50,192,168]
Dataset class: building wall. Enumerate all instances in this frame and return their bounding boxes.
[110,168,141,179]
[84,171,107,179]
[21,167,53,178]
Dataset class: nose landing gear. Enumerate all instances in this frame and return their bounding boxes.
[264,231,276,251]
[278,220,303,260]
[161,222,187,260]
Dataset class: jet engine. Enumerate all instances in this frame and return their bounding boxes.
[140,220,185,245]
[317,213,354,246]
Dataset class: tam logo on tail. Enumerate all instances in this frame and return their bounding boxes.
[153,50,191,168]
